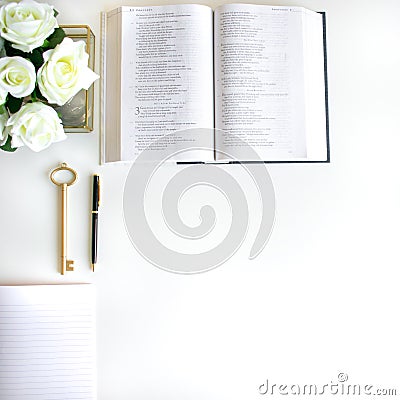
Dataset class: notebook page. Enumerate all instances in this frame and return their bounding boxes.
[0,285,96,400]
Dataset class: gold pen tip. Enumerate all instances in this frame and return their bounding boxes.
[91,263,96,272]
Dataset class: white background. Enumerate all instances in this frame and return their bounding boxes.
[1,0,400,399]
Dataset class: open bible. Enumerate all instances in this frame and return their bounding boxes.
[102,4,329,163]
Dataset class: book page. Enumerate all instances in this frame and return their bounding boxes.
[118,5,214,162]
[0,285,96,400]
[214,4,308,161]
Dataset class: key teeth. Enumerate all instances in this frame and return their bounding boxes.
[66,260,74,272]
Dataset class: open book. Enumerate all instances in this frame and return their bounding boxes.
[0,285,96,400]
[102,4,329,163]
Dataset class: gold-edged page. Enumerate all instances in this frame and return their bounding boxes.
[214,4,308,162]
[103,9,122,163]
[119,5,214,162]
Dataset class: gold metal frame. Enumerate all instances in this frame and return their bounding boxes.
[58,25,96,133]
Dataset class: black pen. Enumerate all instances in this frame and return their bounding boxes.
[91,174,100,271]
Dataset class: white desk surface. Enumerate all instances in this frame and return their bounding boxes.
[1,0,400,399]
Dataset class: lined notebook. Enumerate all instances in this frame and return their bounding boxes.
[0,285,96,400]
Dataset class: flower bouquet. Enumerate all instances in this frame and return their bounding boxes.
[0,0,99,153]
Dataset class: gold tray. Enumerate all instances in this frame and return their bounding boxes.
[54,25,96,133]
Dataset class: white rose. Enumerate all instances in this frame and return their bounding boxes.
[0,104,9,145]
[0,0,58,52]
[7,102,66,152]
[0,56,35,103]
[0,83,6,105]
[37,37,99,106]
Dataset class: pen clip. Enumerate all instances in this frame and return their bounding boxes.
[97,176,100,208]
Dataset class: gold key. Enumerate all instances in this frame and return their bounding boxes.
[50,163,78,275]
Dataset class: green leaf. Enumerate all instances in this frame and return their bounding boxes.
[27,48,44,69]
[34,87,47,102]
[46,28,66,49]
[4,40,26,57]
[4,42,44,70]
[30,90,37,102]
[0,135,17,153]
[6,95,23,114]
[54,9,59,18]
